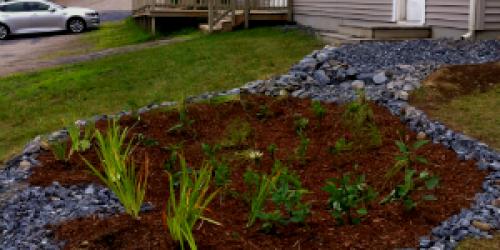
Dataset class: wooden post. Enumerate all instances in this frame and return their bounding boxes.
[244,0,250,29]
[208,0,213,32]
[287,0,293,23]
[231,0,236,27]
[151,16,156,35]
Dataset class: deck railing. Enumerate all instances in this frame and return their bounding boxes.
[132,0,289,11]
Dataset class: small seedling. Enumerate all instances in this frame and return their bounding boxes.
[201,143,231,188]
[294,116,309,135]
[50,140,70,163]
[136,133,160,147]
[381,169,439,211]
[168,98,194,134]
[164,156,220,250]
[256,105,273,120]
[163,143,183,172]
[267,144,278,161]
[311,100,326,121]
[329,137,353,155]
[220,118,252,148]
[295,133,310,165]
[385,139,429,180]
[66,122,94,159]
[322,173,377,225]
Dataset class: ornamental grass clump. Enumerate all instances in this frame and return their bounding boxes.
[83,120,148,219]
[164,156,220,250]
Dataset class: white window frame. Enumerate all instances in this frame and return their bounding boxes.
[392,0,426,25]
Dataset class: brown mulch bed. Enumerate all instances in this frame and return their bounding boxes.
[30,95,486,249]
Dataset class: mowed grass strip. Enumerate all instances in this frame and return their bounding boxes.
[0,27,323,162]
[410,63,500,151]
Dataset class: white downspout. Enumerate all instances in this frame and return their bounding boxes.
[462,0,477,39]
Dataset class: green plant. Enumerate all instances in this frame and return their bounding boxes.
[164,157,220,250]
[329,137,353,155]
[311,100,326,121]
[83,120,147,219]
[163,143,183,172]
[381,169,439,210]
[244,169,275,228]
[168,98,194,134]
[220,118,252,148]
[201,143,231,188]
[67,122,94,156]
[322,173,377,225]
[295,133,310,165]
[267,144,278,161]
[136,133,160,147]
[50,139,70,162]
[385,139,429,180]
[244,161,310,232]
[294,116,309,135]
[342,91,383,150]
[256,105,273,120]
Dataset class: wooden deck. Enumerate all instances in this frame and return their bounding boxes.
[133,0,292,33]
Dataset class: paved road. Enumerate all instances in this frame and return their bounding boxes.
[0,0,132,77]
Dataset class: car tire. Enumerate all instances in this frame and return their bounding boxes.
[0,24,9,40]
[67,18,86,33]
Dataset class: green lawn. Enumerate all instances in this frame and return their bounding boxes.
[0,27,323,161]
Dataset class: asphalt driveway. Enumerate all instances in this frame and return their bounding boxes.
[0,0,132,76]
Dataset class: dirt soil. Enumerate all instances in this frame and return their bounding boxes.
[30,95,487,249]
[410,62,500,111]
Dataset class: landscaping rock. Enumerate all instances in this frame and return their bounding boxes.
[351,80,365,90]
[472,220,493,231]
[417,131,427,140]
[313,70,330,85]
[373,71,388,84]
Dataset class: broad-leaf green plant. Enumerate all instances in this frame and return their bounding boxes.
[385,139,429,180]
[165,157,221,250]
[322,173,377,225]
[220,118,253,148]
[83,120,147,219]
[381,169,439,210]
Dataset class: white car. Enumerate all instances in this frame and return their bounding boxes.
[0,0,100,39]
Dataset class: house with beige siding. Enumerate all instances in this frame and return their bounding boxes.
[292,0,500,40]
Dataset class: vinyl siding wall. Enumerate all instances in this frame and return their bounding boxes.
[484,0,500,30]
[293,0,393,31]
[426,0,470,30]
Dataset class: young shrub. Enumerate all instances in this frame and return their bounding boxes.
[83,120,148,219]
[322,173,377,225]
[311,100,327,121]
[168,98,194,134]
[220,118,253,148]
[381,169,439,210]
[385,139,429,180]
[342,91,383,150]
[244,161,310,232]
[165,157,220,250]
